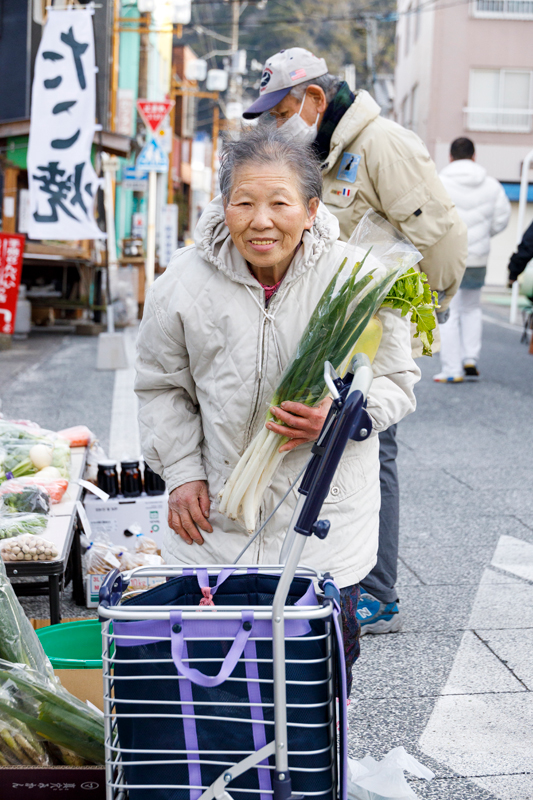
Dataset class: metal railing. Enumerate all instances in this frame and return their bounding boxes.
[463,106,533,133]
[472,0,533,17]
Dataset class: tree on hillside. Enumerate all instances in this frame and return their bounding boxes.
[181,0,396,111]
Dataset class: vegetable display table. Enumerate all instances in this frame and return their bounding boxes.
[5,446,87,624]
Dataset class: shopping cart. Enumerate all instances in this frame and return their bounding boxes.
[98,355,374,800]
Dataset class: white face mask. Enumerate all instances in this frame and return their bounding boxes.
[279,94,319,145]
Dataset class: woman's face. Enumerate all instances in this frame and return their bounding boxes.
[224,163,319,275]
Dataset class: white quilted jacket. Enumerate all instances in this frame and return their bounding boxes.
[135,198,420,588]
[439,159,511,267]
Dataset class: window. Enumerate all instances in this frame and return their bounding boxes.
[472,0,533,18]
[465,69,533,132]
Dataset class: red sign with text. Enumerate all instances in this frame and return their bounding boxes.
[136,100,174,131]
[0,233,25,335]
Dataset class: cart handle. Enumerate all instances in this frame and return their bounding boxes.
[170,609,255,688]
[99,568,127,612]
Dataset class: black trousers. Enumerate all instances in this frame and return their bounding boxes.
[359,424,399,605]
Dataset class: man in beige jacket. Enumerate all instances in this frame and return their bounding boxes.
[243,48,467,634]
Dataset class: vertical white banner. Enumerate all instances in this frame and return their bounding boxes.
[27,8,105,240]
[159,204,178,267]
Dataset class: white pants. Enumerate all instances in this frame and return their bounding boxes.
[439,288,482,376]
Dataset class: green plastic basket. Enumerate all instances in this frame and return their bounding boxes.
[36,619,102,669]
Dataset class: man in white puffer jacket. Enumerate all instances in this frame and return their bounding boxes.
[435,138,511,381]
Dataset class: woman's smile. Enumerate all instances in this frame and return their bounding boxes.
[247,238,279,252]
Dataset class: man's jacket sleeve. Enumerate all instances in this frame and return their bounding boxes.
[373,152,468,313]
[134,289,206,494]
[509,220,533,281]
[365,307,421,433]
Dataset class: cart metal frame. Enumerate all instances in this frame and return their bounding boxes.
[99,355,374,800]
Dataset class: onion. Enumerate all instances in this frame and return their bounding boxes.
[29,444,53,469]
[35,466,61,480]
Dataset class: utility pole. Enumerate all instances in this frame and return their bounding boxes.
[364,16,378,96]
[229,0,240,103]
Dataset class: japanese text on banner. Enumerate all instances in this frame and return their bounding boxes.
[0,234,25,335]
[27,8,105,240]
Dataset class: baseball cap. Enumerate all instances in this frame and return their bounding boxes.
[243,47,328,119]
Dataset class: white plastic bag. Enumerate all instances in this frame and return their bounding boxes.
[347,747,434,800]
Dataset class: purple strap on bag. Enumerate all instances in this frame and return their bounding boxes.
[170,609,255,688]
[244,639,272,800]
[178,642,203,800]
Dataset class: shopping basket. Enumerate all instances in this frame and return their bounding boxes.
[99,355,374,800]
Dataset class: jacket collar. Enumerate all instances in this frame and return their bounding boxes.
[194,195,340,289]
[321,90,381,176]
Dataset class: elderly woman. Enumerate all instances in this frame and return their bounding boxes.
[135,127,420,691]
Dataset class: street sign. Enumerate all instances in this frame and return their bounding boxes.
[136,99,174,132]
[136,139,169,173]
[122,166,148,191]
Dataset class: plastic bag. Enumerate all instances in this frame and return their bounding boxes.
[0,512,48,539]
[85,540,121,574]
[0,436,70,482]
[276,209,423,405]
[0,475,68,505]
[83,439,108,484]
[57,425,94,448]
[0,660,105,764]
[0,559,53,676]
[0,709,51,766]
[134,532,159,554]
[1,534,59,563]
[347,747,434,800]
[119,548,163,571]
[0,482,50,515]
[118,549,145,570]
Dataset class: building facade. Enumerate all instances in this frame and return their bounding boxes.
[395,0,533,285]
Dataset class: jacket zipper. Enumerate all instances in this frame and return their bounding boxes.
[242,286,286,450]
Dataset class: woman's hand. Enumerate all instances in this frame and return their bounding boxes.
[266,397,333,453]
[168,480,213,545]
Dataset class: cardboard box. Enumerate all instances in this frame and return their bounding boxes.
[86,571,166,608]
[83,491,170,549]
[0,765,106,800]
[0,669,105,800]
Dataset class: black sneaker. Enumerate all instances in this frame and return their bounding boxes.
[463,361,479,377]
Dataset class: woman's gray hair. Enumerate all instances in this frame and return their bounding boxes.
[219,126,322,208]
[290,73,341,104]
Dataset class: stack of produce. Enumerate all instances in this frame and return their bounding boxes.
[0,421,71,541]
[0,421,70,483]
[0,560,104,765]
[1,534,59,562]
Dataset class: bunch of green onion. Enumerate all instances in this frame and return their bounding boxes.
[219,247,413,533]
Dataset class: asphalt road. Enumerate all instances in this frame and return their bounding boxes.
[348,312,533,799]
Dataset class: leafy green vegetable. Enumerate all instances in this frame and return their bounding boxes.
[0,514,48,540]
[382,268,439,356]
[0,663,104,764]
[0,560,54,674]
[2,486,50,515]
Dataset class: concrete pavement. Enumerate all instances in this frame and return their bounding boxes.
[0,308,532,798]
[348,312,533,799]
